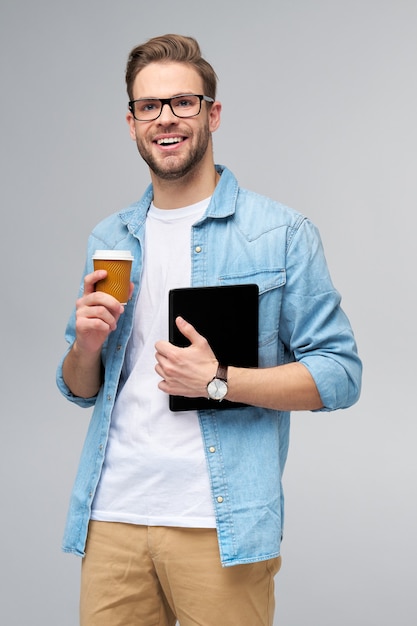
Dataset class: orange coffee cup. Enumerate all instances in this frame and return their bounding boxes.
[92,250,134,305]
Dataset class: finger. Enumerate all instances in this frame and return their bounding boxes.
[77,289,124,316]
[76,303,117,331]
[175,316,204,345]
[155,339,174,359]
[83,270,108,296]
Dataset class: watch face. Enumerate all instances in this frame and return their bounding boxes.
[207,378,228,401]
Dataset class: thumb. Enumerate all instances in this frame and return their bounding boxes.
[175,316,201,344]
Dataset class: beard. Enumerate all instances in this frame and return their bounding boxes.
[135,123,212,181]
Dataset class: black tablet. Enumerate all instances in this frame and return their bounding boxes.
[168,284,259,411]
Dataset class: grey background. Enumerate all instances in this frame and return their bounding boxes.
[1,0,416,624]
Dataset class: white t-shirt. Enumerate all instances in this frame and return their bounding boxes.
[91,198,216,528]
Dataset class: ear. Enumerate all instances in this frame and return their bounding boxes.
[208,101,222,133]
[126,110,137,140]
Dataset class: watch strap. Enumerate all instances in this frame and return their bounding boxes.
[216,364,228,382]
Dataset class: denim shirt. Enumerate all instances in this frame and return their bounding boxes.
[56,165,362,567]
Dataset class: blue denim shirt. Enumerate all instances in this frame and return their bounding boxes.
[57,165,361,566]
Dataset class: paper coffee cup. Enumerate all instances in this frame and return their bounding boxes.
[92,250,134,304]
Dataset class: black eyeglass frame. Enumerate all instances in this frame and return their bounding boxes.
[128,94,215,121]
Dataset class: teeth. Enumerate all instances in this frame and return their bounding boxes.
[157,137,182,145]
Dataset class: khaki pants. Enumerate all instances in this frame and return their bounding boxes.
[80,521,281,626]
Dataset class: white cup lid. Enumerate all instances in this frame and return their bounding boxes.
[92,249,134,261]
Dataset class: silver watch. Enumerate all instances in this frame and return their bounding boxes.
[207,364,228,401]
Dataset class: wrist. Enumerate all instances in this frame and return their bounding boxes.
[72,340,102,367]
[207,364,228,401]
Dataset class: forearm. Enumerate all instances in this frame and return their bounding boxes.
[62,341,103,399]
[226,362,323,411]
[60,270,130,399]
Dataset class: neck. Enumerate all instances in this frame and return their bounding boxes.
[150,160,219,210]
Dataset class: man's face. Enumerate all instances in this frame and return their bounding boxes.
[127,62,221,181]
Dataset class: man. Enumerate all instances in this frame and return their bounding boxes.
[57,34,362,626]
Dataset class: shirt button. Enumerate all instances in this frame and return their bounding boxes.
[107,395,112,402]
[209,446,216,453]
[195,246,202,253]
[217,496,224,503]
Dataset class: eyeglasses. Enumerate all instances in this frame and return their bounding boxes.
[128,94,214,121]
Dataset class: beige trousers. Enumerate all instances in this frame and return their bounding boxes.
[80,521,281,626]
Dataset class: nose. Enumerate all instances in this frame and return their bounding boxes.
[157,102,177,123]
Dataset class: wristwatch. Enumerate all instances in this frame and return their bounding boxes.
[207,364,228,401]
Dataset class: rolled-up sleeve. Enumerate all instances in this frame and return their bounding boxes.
[280,218,362,411]
[56,281,98,409]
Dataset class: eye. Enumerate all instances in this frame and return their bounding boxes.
[173,96,196,109]
[135,99,159,113]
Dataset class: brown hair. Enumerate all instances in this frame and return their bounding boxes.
[125,34,218,101]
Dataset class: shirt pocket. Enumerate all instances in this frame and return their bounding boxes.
[218,268,286,361]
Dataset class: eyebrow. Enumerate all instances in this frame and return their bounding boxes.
[134,92,199,100]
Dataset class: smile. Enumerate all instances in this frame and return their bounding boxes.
[156,137,185,145]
